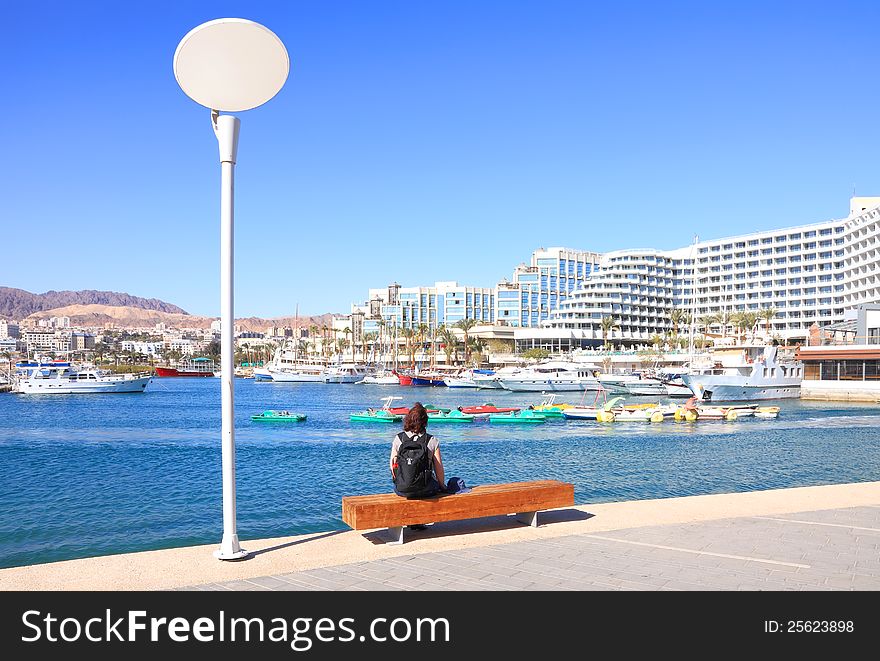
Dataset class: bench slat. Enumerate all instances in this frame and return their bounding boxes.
[342,480,574,530]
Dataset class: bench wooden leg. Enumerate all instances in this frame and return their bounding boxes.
[515,511,539,527]
[385,526,405,545]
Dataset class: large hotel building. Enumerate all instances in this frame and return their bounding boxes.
[357,196,880,348]
[542,196,880,346]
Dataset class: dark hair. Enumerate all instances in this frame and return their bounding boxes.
[403,402,428,434]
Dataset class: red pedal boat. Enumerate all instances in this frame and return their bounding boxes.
[458,404,521,417]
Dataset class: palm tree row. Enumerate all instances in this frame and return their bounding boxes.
[698,307,778,341]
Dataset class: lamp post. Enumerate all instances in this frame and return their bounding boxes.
[173,18,289,560]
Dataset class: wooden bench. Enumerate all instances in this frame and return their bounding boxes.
[342,480,575,544]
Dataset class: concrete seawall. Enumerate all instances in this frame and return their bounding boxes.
[2,481,879,591]
[801,381,880,402]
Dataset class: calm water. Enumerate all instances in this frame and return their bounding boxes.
[1,378,880,569]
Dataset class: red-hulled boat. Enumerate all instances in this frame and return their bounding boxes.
[458,404,521,417]
[397,371,413,386]
[155,357,216,377]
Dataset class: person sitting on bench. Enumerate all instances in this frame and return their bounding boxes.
[390,403,446,512]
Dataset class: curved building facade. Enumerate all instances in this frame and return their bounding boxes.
[545,249,684,343]
[541,196,880,345]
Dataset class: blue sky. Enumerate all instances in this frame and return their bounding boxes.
[3,1,879,317]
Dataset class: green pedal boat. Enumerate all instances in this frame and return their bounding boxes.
[427,410,475,423]
[251,410,307,422]
[349,409,403,423]
[488,410,547,424]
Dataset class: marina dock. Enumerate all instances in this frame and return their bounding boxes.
[2,481,878,591]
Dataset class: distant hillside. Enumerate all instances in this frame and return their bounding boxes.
[24,304,337,333]
[0,287,187,320]
[235,314,337,333]
[25,305,209,328]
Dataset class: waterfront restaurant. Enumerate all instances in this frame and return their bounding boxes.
[798,305,880,401]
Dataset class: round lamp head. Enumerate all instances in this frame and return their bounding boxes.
[174,18,289,112]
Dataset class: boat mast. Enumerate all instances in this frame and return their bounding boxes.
[293,303,299,364]
[687,234,698,366]
[393,321,398,370]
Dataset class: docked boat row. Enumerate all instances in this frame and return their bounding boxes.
[159,341,805,404]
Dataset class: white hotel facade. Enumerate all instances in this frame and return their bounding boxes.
[536,196,880,347]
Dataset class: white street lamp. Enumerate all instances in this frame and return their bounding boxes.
[173,18,289,560]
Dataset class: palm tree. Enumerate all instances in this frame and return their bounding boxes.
[342,327,352,361]
[400,328,415,367]
[321,325,330,359]
[363,331,378,363]
[668,308,686,336]
[741,311,760,342]
[1,350,11,382]
[468,337,487,366]
[718,310,731,338]
[438,325,458,365]
[699,313,718,336]
[758,307,778,336]
[599,316,619,350]
[377,319,387,362]
[416,323,429,363]
[729,311,744,341]
[455,318,479,365]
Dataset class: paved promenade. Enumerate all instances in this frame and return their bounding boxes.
[186,504,880,591]
[3,481,880,591]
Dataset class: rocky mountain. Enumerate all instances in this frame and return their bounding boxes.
[21,303,337,333]
[4,287,338,333]
[0,287,187,320]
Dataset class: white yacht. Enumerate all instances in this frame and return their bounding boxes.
[15,362,151,394]
[681,345,803,401]
[324,363,371,384]
[444,368,495,388]
[358,368,400,385]
[269,364,326,383]
[474,366,522,389]
[257,340,327,382]
[498,361,602,392]
[253,366,273,381]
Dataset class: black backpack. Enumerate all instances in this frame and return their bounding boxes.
[393,431,435,497]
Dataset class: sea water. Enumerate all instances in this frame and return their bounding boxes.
[1,377,879,568]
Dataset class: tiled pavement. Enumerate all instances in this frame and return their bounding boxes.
[182,505,880,591]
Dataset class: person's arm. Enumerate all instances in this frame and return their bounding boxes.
[433,447,445,489]
[390,446,397,477]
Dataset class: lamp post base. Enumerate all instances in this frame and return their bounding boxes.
[214,533,249,561]
[214,547,250,561]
